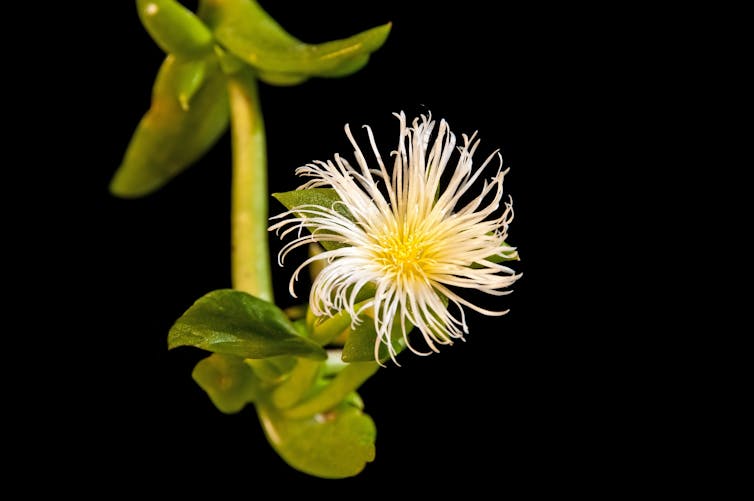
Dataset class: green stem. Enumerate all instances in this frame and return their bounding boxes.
[309,308,351,345]
[308,299,372,345]
[228,70,273,301]
[282,362,378,419]
[272,358,321,409]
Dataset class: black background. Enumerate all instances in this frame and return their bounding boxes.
[25,0,674,495]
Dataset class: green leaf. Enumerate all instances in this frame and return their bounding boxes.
[110,55,229,197]
[256,52,371,85]
[137,0,214,59]
[173,58,207,110]
[198,0,300,47]
[273,188,352,219]
[256,70,309,86]
[341,316,408,363]
[317,54,371,78]
[272,188,354,251]
[192,353,261,413]
[198,0,390,79]
[258,398,376,479]
[168,289,327,360]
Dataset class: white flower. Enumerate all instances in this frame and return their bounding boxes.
[270,112,521,363]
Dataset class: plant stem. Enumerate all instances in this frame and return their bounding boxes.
[228,70,273,301]
[282,362,378,419]
[272,358,321,409]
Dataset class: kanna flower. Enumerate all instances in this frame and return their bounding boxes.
[270,112,521,363]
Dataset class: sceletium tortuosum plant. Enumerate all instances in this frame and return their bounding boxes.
[113,0,520,479]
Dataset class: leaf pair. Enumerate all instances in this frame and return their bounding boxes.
[169,289,377,477]
[191,352,377,478]
[111,0,391,198]
[199,0,390,85]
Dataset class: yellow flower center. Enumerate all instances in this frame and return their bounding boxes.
[374,231,431,280]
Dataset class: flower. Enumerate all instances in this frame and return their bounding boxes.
[270,112,521,363]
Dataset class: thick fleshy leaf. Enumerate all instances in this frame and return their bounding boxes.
[255,52,369,85]
[272,188,351,219]
[168,289,327,360]
[255,70,309,86]
[257,398,376,479]
[272,188,354,251]
[192,353,261,413]
[257,52,370,85]
[317,54,371,78]
[198,0,390,78]
[137,0,214,59]
[110,56,229,197]
[172,58,207,110]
